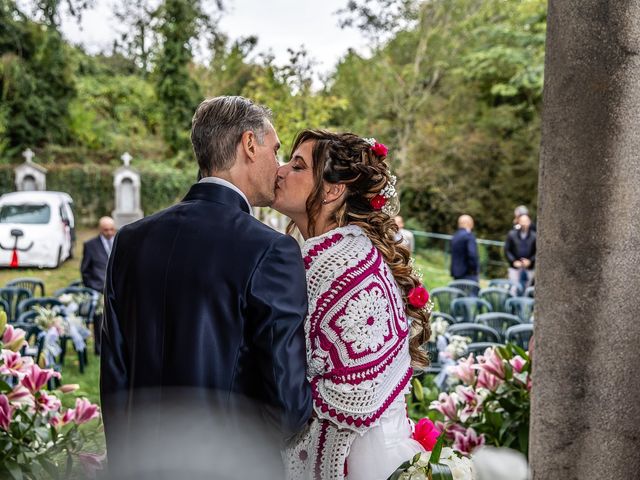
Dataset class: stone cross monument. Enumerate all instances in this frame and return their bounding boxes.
[530,1,640,478]
[112,152,143,228]
[15,148,47,191]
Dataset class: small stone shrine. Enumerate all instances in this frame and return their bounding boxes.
[112,152,143,228]
[15,149,47,191]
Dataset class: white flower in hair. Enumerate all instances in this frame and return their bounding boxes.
[363,137,376,146]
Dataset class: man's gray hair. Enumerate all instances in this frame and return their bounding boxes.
[191,96,272,174]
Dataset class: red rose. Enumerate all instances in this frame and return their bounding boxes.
[371,142,388,157]
[407,285,429,308]
[413,418,441,451]
[370,194,387,210]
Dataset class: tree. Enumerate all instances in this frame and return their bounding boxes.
[153,0,221,156]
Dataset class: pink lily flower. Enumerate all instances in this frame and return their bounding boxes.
[453,426,485,455]
[74,398,100,424]
[37,391,62,413]
[78,451,106,477]
[50,408,75,428]
[474,348,505,380]
[0,394,12,431]
[21,364,61,394]
[476,369,502,392]
[0,349,34,377]
[430,392,459,421]
[447,354,476,385]
[510,355,526,373]
[7,385,33,406]
[2,325,27,352]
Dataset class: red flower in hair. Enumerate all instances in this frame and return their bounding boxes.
[372,142,388,157]
[407,285,429,308]
[370,194,387,210]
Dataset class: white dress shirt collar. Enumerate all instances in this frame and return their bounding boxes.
[198,176,252,213]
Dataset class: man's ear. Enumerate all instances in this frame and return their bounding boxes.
[324,182,346,204]
[241,130,257,162]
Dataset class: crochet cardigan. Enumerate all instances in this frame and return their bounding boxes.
[284,225,412,479]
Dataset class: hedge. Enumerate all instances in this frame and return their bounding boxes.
[0,164,197,226]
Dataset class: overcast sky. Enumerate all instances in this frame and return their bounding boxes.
[59,0,369,75]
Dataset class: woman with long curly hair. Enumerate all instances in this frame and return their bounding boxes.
[272,130,431,480]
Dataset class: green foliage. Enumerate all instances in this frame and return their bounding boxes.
[0,1,76,151]
[154,0,209,155]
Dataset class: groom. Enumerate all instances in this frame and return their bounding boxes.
[100,96,312,478]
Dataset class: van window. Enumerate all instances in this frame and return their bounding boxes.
[0,204,51,224]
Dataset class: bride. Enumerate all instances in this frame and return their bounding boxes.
[272,130,431,480]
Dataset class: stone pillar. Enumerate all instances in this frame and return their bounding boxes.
[530,1,640,479]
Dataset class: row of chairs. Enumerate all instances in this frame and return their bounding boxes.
[432,312,527,343]
[432,295,534,324]
[423,323,534,373]
[448,278,534,298]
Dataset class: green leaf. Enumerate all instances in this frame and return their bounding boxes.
[0,380,11,393]
[431,463,454,480]
[386,460,413,480]
[518,423,529,456]
[499,417,514,439]
[5,461,23,480]
[413,377,424,402]
[38,457,60,480]
[429,431,446,464]
[511,343,529,359]
[412,451,422,464]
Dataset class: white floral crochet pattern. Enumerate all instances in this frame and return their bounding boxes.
[339,286,391,353]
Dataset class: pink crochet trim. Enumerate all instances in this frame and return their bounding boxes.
[328,339,405,385]
[315,421,329,479]
[312,367,413,429]
[304,233,343,270]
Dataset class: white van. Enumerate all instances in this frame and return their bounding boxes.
[0,191,75,268]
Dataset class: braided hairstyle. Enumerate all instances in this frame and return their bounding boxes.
[289,129,431,368]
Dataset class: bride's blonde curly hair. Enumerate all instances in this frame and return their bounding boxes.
[287,129,431,368]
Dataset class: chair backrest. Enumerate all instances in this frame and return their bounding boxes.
[464,341,504,358]
[15,310,38,325]
[475,312,523,341]
[488,278,522,296]
[446,323,501,344]
[505,324,534,350]
[0,286,32,322]
[448,280,481,297]
[524,286,535,298]
[430,287,466,315]
[505,297,535,322]
[451,297,492,323]
[479,287,513,313]
[422,341,440,366]
[6,278,46,297]
[67,279,84,288]
[17,297,64,317]
[430,311,455,325]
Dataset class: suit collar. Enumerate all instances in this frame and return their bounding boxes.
[183,183,252,214]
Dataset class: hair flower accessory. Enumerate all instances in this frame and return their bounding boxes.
[370,194,387,210]
[407,284,429,308]
[371,142,388,157]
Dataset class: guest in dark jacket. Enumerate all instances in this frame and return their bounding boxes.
[450,214,480,282]
[505,214,536,293]
[80,216,116,354]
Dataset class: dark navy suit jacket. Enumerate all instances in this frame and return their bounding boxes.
[100,183,312,476]
[450,228,479,279]
[80,236,109,292]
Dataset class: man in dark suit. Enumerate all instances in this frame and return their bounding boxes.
[450,214,480,282]
[100,97,312,479]
[80,216,116,354]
